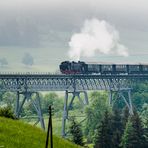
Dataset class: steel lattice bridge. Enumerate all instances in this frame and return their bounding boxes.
[0,72,148,137]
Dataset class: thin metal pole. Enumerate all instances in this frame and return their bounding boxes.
[45,105,53,148]
[50,107,53,148]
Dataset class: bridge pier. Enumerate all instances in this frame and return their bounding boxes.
[109,89,133,115]
[31,92,45,129]
[15,91,28,118]
[61,90,68,137]
[14,91,45,129]
[61,90,89,137]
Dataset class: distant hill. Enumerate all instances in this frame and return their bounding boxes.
[0,117,82,148]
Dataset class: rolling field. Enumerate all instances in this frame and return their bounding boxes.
[0,117,82,148]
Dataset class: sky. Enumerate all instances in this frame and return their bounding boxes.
[0,0,148,72]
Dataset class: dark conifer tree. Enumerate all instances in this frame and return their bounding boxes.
[130,111,146,147]
[94,110,112,148]
[121,111,146,148]
[111,109,123,148]
[143,128,148,147]
[120,119,134,148]
[69,118,84,146]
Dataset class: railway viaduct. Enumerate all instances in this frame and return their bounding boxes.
[0,72,148,137]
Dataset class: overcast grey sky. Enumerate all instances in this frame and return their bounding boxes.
[0,0,148,72]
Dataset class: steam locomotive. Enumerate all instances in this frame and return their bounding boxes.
[59,61,148,74]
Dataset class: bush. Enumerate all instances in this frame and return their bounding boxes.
[0,106,16,119]
[69,117,84,146]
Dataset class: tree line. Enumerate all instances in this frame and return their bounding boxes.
[94,108,148,148]
[69,105,148,147]
[69,82,148,147]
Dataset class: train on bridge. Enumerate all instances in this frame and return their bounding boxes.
[59,61,148,74]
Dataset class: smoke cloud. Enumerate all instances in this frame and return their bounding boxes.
[68,18,128,60]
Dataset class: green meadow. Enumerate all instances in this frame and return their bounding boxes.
[0,117,82,148]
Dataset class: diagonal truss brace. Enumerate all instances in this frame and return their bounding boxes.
[118,89,133,115]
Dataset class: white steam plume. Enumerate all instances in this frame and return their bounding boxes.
[68,18,128,60]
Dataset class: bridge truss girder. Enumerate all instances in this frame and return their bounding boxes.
[0,76,133,92]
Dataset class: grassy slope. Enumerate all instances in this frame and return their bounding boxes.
[0,117,82,148]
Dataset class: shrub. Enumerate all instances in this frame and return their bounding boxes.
[69,117,84,146]
[0,106,16,119]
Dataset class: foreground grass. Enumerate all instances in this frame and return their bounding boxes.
[0,117,82,148]
[22,116,62,136]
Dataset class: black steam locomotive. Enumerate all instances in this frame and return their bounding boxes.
[59,61,148,74]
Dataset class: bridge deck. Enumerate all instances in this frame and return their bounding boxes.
[0,73,148,78]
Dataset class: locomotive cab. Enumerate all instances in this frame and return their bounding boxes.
[59,61,71,73]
